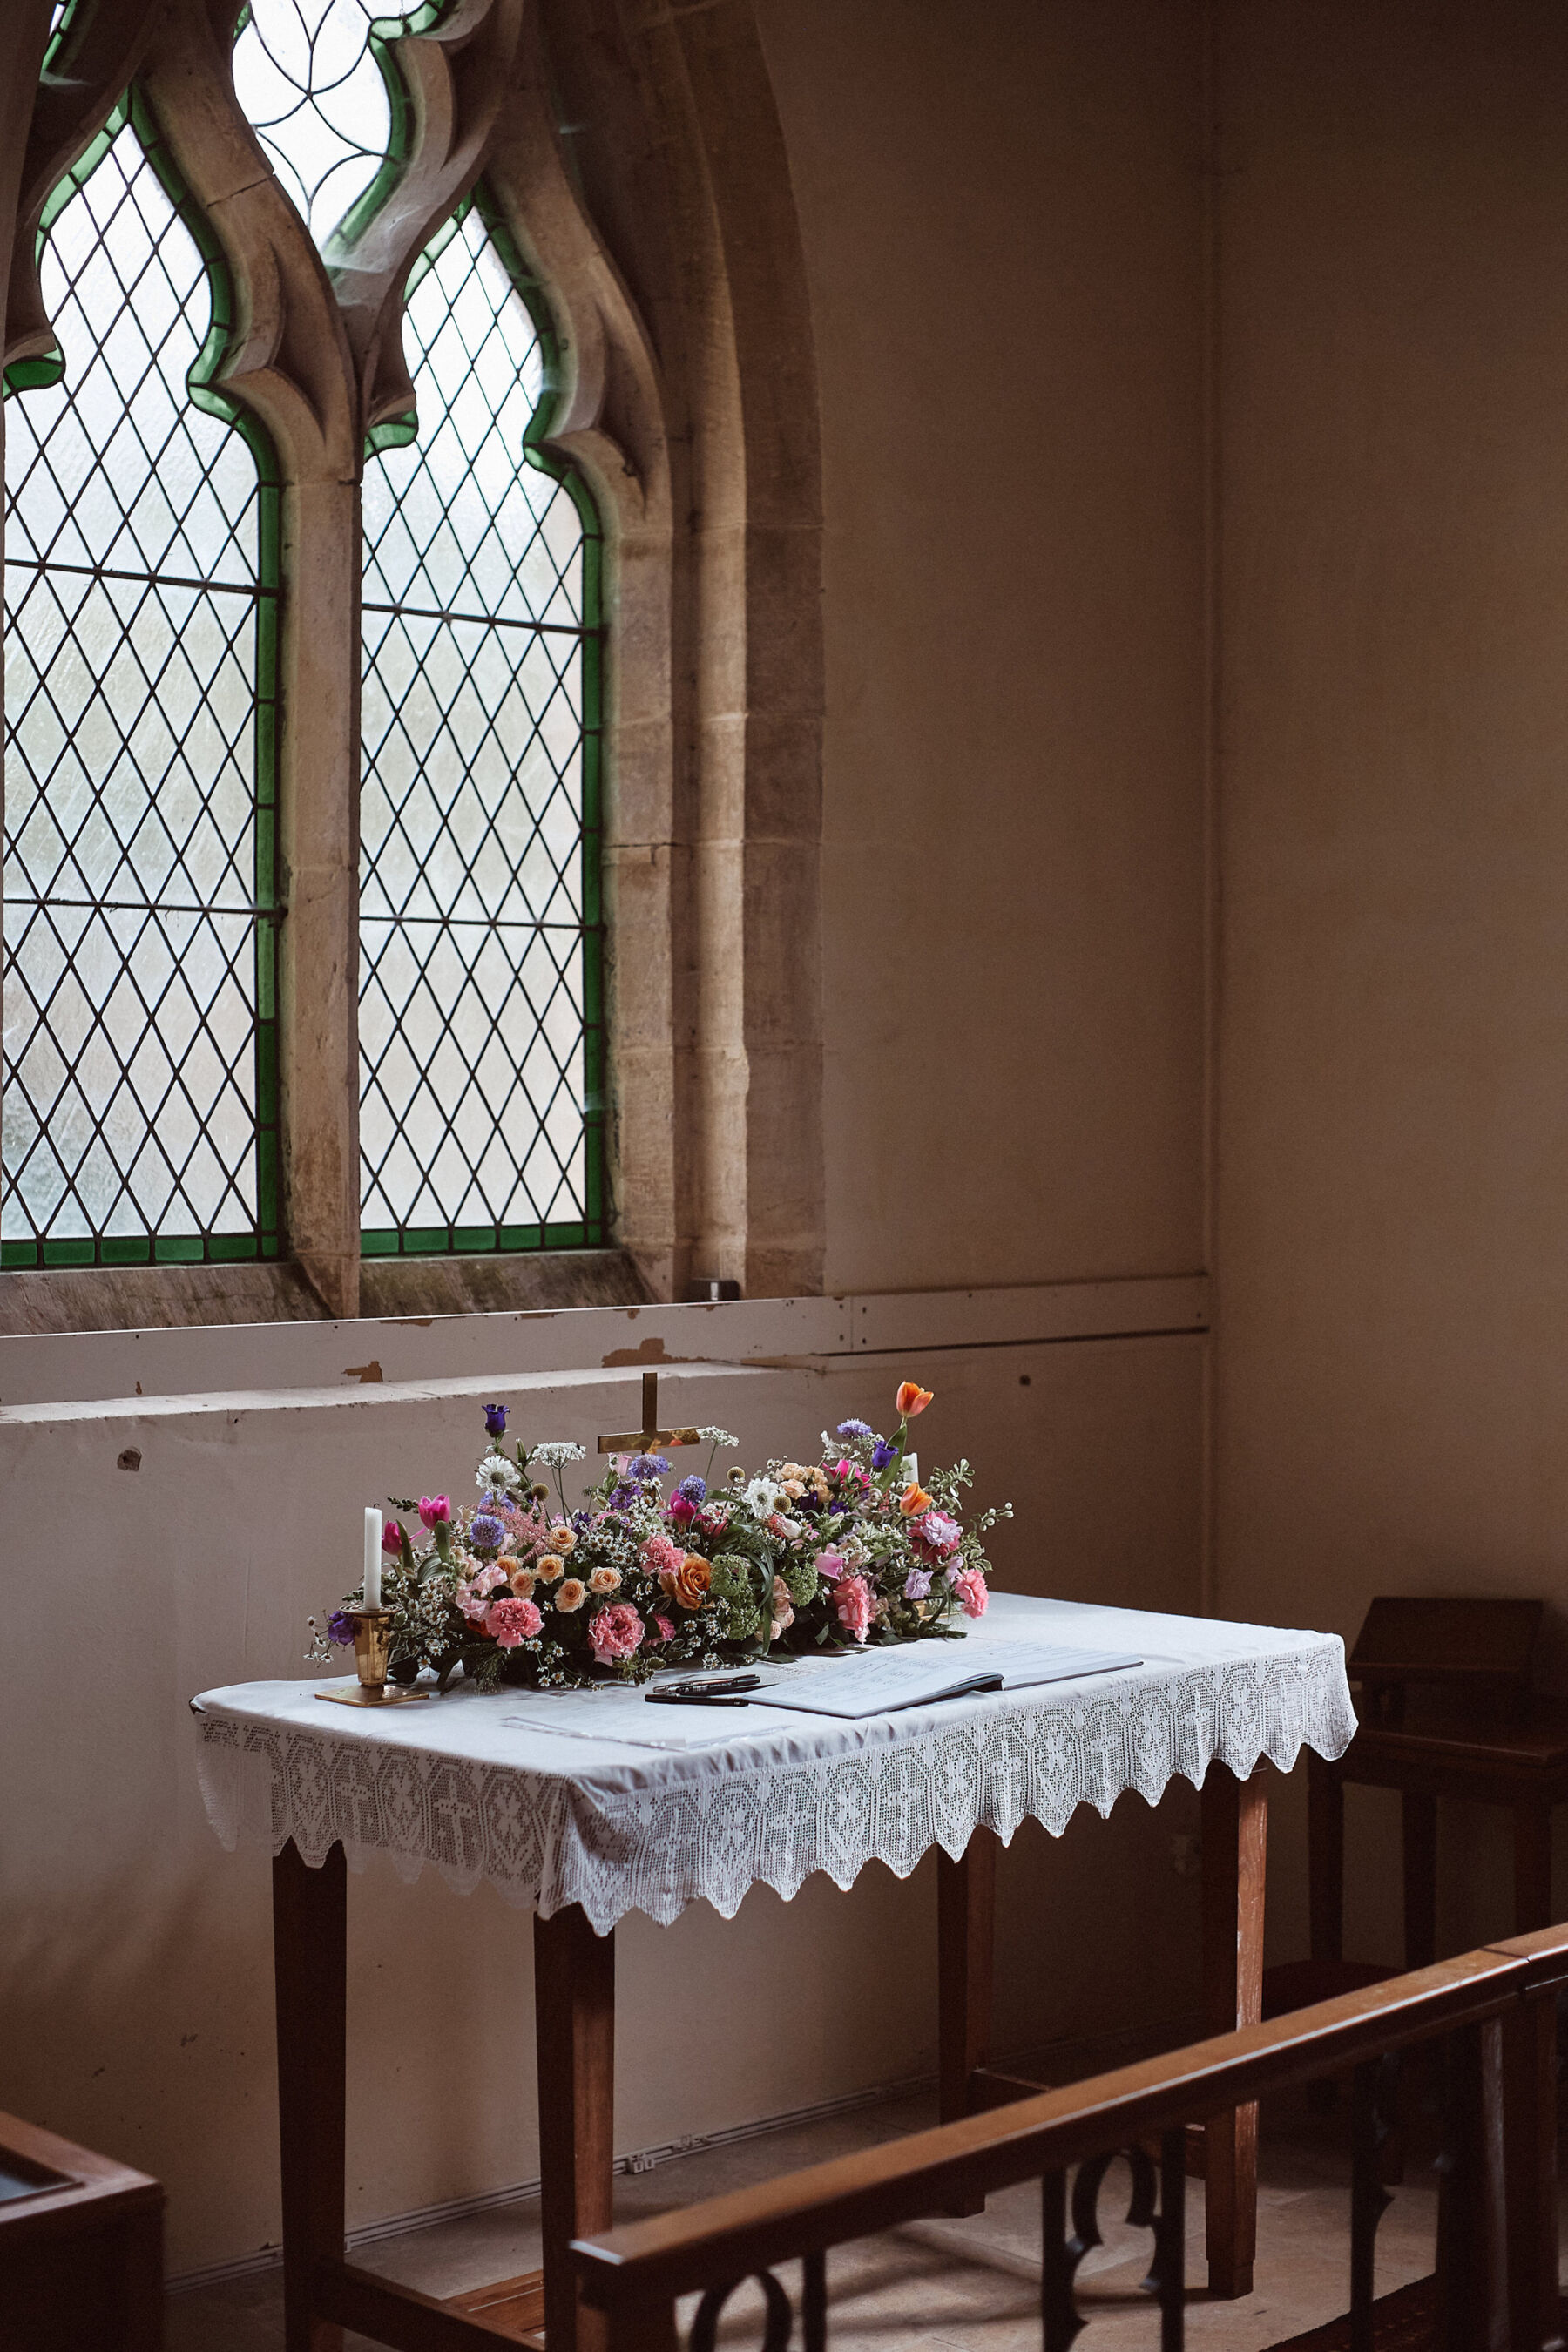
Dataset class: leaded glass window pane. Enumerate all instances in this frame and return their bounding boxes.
[1,103,280,1269]
[358,200,603,1255]
[233,0,423,252]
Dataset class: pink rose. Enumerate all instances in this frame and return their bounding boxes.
[771,1576,795,1639]
[833,1575,872,1644]
[588,1602,645,1666]
[418,1494,451,1529]
[951,1567,989,1619]
[483,1595,543,1648]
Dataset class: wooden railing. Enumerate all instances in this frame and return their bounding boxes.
[571,1924,1568,2352]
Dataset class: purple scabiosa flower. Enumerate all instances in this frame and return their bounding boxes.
[631,1452,670,1480]
[470,1513,505,1552]
[483,1402,508,1438]
[328,1610,357,1646]
[837,1418,873,1439]
[609,1482,639,1511]
[871,1440,899,1471]
[902,1567,933,1601]
[677,1474,706,1503]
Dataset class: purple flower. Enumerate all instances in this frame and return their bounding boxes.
[470,1513,504,1551]
[483,1402,508,1437]
[328,1610,357,1646]
[837,1418,873,1439]
[902,1568,933,1601]
[677,1474,706,1503]
[609,1482,639,1511]
[631,1453,670,1480]
[872,1440,899,1471]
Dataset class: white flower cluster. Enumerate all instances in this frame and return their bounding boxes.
[526,1441,588,1468]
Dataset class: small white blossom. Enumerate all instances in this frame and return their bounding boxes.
[526,1440,587,1468]
[696,1426,739,1448]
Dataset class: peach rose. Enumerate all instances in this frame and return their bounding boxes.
[555,1578,587,1612]
[509,1565,537,1599]
[672,1553,713,1610]
[896,1382,934,1417]
[548,1524,578,1554]
[588,1566,622,1595]
[536,1553,566,1583]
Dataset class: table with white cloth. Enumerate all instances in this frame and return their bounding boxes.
[193,1591,1355,2352]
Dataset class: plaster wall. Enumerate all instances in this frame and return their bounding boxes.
[757,0,1210,1297]
[1213,0,1568,1965]
[0,1312,1204,2276]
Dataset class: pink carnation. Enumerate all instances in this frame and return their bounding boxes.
[589,1602,645,1666]
[833,1574,872,1644]
[457,1562,509,1622]
[640,1531,683,1580]
[913,1509,963,1564]
[648,1613,677,1645]
[951,1567,989,1619]
[483,1595,543,1648]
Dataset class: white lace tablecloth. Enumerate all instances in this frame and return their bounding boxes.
[192,1592,1355,1933]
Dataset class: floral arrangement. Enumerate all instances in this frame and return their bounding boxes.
[309,1382,1012,1693]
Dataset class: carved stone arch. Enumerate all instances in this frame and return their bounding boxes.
[509,0,827,1300]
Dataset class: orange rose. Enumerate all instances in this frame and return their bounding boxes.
[896,1382,934,1417]
[898,1484,933,1517]
[672,1552,713,1610]
[555,1578,587,1612]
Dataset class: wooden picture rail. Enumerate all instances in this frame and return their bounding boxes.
[571,1923,1568,2352]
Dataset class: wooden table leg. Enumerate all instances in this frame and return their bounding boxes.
[536,1904,615,2352]
[1308,1751,1343,1964]
[273,1839,346,2352]
[1514,1801,1554,1937]
[1436,2017,1509,2352]
[1402,1791,1438,1969]
[937,1828,997,2123]
[1504,1984,1564,2352]
[1201,1763,1267,2299]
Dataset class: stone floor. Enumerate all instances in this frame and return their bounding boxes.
[164,2082,1523,2352]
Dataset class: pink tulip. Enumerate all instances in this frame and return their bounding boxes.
[382,1520,403,1553]
[418,1495,450,1529]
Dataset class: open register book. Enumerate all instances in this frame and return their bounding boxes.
[747,1636,1142,1720]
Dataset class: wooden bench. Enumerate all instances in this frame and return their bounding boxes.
[0,2109,162,2350]
[1308,1596,1568,1974]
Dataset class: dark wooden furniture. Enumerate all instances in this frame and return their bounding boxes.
[269,1762,1272,2350]
[1309,1597,1568,1975]
[0,2109,163,2351]
[572,1924,1568,2352]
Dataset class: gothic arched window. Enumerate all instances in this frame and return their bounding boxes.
[2,96,280,1271]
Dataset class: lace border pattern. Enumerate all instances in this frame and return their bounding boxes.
[194,1641,1355,1932]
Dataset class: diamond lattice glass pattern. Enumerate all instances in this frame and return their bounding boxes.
[233,0,423,251]
[3,114,274,1260]
[359,202,599,1249]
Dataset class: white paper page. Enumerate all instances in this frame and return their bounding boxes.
[747,1639,1142,1720]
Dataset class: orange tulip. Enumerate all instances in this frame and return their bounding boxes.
[896,1382,934,1418]
[898,1484,933,1517]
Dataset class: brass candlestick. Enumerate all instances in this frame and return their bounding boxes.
[317,1606,432,1707]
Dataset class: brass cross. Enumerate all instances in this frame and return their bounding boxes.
[598,1369,700,1456]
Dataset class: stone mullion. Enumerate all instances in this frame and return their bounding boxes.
[275,477,362,1318]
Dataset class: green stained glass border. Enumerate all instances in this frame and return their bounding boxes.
[358,181,606,1261]
[0,86,283,1273]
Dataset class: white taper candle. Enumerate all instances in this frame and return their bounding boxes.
[363,1505,382,1610]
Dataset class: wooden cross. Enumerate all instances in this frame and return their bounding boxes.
[597,1369,700,1456]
